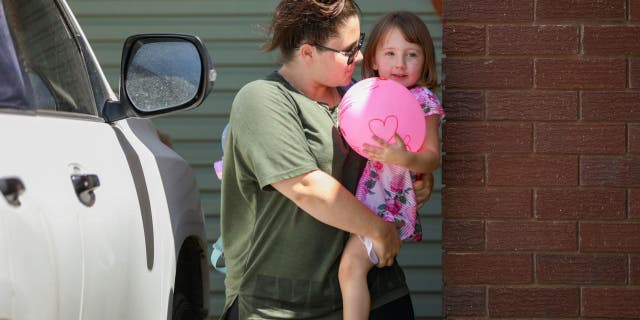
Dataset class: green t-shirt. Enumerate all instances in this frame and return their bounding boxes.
[220,71,409,319]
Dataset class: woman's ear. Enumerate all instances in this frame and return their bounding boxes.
[299,43,315,62]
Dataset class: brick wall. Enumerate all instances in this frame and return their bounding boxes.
[441,0,640,318]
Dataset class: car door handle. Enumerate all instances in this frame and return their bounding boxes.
[71,174,100,207]
[0,177,25,207]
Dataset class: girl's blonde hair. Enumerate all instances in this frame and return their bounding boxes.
[362,11,438,89]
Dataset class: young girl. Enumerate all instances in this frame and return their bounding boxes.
[338,11,445,320]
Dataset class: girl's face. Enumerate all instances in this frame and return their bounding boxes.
[312,15,362,87]
[372,27,424,88]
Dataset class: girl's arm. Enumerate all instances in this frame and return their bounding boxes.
[271,169,402,267]
[363,114,441,174]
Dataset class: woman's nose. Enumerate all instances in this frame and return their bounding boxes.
[354,50,363,64]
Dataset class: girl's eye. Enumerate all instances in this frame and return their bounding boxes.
[384,51,395,56]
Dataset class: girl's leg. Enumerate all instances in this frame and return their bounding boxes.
[339,233,375,320]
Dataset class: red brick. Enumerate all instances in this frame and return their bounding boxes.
[443,90,484,120]
[631,124,640,154]
[581,156,640,186]
[443,155,485,186]
[443,253,532,284]
[632,0,640,22]
[489,287,579,317]
[581,223,640,252]
[443,188,531,218]
[442,219,485,251]
[488,155,578,186]
[583,288,640,318]
[443,25,486,55]
[535,123,626,154]
[486,90,578,121]
[444,58,533,89]
[536,188,626,220]
[444,122,532,153]
[443,286,486,316]
[631,189,640,219]
[536,0,626,21]
[489,25,579,55]
[487,221,577,251]
[631,58,640,89]
[535,59,626,90]
[583,92,640,121]
[584,26,640,55]
[632,255,640,285]
[443,0,533,22]
[537,254,627,285]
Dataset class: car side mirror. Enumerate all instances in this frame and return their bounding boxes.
[104,34,215,122]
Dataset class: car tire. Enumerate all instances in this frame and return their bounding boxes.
[172,291,204,320]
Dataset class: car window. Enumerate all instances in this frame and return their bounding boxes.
[0,2,29,109]
[2,0,96,115]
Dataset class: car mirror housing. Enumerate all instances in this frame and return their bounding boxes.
[103,34,215,122]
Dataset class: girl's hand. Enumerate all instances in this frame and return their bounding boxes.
[362,133,408,165]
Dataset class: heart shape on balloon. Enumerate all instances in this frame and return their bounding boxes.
[403,135,412,151]
[368,115,399,143]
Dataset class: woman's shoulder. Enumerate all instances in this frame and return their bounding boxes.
[232,72,298,117]
[236,73,292,100]
[239,72,286,92]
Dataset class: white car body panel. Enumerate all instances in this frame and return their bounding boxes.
[0,0,211,318]
[0,112,148,319]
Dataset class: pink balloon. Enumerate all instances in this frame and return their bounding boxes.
[338,77,426,159]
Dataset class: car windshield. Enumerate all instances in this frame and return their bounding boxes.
[1,0,96,114]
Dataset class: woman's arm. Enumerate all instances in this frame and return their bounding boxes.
[271,169,402,267]
[363,114,441,174]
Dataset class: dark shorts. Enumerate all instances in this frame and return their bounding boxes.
[370,294,415,320]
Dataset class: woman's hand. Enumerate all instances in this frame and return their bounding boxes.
[414,172,434,209]
[371,221,403,267]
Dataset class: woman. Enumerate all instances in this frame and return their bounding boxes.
[220,1,427,319]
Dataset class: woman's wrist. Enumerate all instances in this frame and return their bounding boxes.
[369,215,392,242]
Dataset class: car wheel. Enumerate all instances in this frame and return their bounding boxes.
[172,291,203,320]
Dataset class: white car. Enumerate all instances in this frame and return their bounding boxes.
[0,0,213,319]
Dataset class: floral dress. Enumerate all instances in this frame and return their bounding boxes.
[355,86,445,263]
